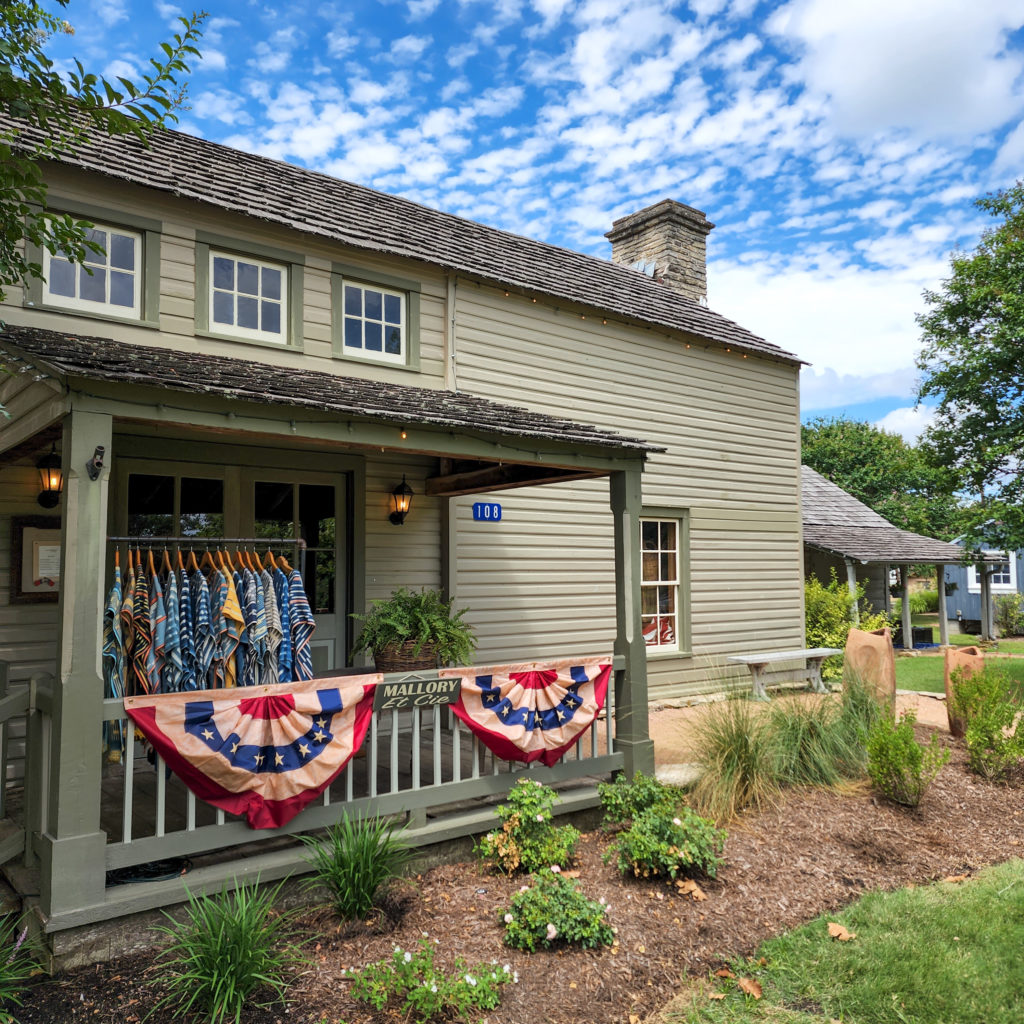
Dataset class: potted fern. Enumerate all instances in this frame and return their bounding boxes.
[351,587,477,672]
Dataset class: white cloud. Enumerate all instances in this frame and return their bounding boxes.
[874,404,937,443]
[800,367,920,412]
[197,48,227,72]
[247,28,301,74]
[103,58,140,82]
[326,31,358,58]
[995,121,1024,174]
[390,34,432,61]
[768,0,1024,139]
[93,0,127,27]
[191,89,252,125]
[407,0,440,19]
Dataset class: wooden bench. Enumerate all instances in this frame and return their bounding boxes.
[727,647,843,701]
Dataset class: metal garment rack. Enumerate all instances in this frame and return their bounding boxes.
[106,536,308,573]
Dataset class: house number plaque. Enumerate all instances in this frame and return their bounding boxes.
[472,502,502,521]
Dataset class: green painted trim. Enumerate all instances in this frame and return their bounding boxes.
[195,242,304,351]
[195,231,307,268]
[71,384,646,472]
[348,458,367,658]
[641,504,692,658]
[23,203,161,326]
[330,264,421,372]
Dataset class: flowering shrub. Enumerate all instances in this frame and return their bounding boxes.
[500,868,614,952]
[477,777,579,874]
[597,770,680,825]
[605,805,726,880]
[344,938,514,1023]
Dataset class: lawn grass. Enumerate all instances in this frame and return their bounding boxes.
[891,652,1024,694]
[664,859,1024,1024]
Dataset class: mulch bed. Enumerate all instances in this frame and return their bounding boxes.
[17,728,1024,1024]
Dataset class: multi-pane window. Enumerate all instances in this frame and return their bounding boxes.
[641,518,679,649]
[44,224,141,316]
[210,252,286,343]
[342,282,405,363]
[969,555,1017,593]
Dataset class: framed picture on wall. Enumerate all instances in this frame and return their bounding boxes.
[10,516,61,605]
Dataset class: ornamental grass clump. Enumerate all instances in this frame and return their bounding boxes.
[298,813,412,920]
[477,777,579,874]
[0,917,34,1024]
[149,880,306,1024]
[344,938,514,1023]
[597,770,682,826]
[500,868,614,952]
[866,710,949,807]
[605,805,725,880]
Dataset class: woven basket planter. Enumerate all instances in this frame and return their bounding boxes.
[373,639,438,674]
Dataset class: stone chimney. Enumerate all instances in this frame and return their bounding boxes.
[605,199,715,303]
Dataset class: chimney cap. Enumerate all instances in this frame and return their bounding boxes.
[605,198,715,243]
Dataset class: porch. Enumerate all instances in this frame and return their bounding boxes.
[0,325,658,947]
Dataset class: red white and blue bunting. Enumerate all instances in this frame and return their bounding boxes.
[124,674,376,829]
[440,656,611,767]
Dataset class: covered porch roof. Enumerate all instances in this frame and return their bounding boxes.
[0,324,662,492]
[801,465,964,565]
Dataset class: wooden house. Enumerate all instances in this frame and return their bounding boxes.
[0,114,804,959]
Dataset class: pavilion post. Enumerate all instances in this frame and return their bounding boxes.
[901,567,913,650]
[979,566,993,640]
[936,564,949,646]
[844,558,860,626]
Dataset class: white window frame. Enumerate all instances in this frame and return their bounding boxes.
[340,280,407,365]
[208,250,288,345]
[968,553,1018,594]
[640,516,680,651]
[43,221,142,317]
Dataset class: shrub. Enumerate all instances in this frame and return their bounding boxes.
[477,777,579,874]
[605,805,725,880]
[952,666,1024,779]
[866,710,949,807]
[805,570,887,680]
[689,698,779,821]
[500,869,614,952]
[0,917,34,1024]
[150,880,306,1024]
[994,593,1024,637]
[299,813,412,920]
[598,771,680,825]
[345,937,513,1022]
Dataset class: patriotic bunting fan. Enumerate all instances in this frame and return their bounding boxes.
[125,674,377,829]
[441,656,611,767]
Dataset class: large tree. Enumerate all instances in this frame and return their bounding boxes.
[1,1,205,303]
[801,416,963,540]
[917,181,1024,551]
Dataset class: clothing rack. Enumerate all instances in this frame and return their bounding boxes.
[106,536,308,573]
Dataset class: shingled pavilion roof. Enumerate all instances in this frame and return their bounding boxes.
[801,465,964,564]
[0,112,801,366]
[0,324,660,457]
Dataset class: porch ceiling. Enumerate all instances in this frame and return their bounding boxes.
[0,325,662,482]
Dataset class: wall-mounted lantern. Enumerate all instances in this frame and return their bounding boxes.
[36,445,63,509]
[389,475,414,526]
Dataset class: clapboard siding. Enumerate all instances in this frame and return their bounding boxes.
[452,282,803,701]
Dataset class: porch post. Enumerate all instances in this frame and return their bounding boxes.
[844,558,860,627]
[901,567,913,650]
[979,566,993,640]
[610,467,654,778]
[936,564,949,646]
[39,410,112,920]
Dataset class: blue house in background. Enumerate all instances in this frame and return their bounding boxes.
[944,542,1024,636]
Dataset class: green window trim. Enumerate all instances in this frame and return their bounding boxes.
[641,505,692,658]
[195,232,305,351]
[331,261,421,372]
[23,198,162,328]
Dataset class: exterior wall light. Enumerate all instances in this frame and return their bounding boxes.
[36,444,63,508]
[389,475,414,525]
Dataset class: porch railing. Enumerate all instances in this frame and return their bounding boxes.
[98,662,622,875]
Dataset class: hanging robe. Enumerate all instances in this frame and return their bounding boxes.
[219,570,245,688]
[261,568,282,688]
[119,561,136,683]
[288,568,315,681]
[274,566,293,683]
[191,569,216,689]
[162,569,184,693]
[178,568,198,692]
[147,569,167,695]
[130,567,152,695]
[102,564,127,763]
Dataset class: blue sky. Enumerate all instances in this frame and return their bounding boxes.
[48,0,1024,440]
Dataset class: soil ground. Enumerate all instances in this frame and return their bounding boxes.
[16,689,1024,1024]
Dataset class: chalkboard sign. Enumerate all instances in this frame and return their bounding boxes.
[472,502,502,521]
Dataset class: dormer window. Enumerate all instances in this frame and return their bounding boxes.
[342,282,405,364]
[209,251,287,344]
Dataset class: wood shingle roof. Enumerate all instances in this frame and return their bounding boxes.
[1,112,801,366]
[801,465,964,564]
[0,324,661,456]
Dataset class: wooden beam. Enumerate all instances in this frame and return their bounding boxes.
[0,419,64,468]
[424,463,603,497]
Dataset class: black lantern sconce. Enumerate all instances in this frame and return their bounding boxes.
[36,445,63,509]
[389,475,414,526]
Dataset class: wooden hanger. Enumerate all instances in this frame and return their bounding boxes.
[161,549,172,574]
[279,552,292,572]
[176,548,185,571]
[114,548,121,570]
[200,548,218,573]
[187,548,199,572]
[147,549,156,576]
[263,548,277,570]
